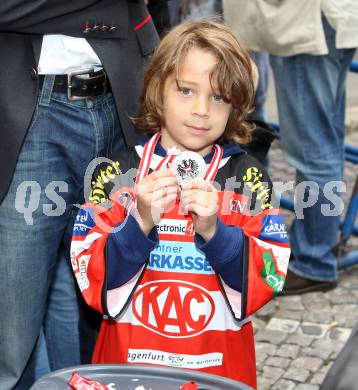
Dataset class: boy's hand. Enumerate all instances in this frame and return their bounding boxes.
[179,179,219,241]
[134,169,178,235]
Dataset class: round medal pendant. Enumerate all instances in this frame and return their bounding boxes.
[171,151,206,180]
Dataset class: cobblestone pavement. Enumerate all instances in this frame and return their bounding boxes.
[253,124,358,390]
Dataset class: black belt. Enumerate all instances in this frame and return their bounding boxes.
[38,68,110,100]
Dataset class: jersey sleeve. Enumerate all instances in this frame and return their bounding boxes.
[71,160,144,317]
[219,160,290,320]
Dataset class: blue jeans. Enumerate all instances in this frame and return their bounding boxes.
[251,51,269,123]
[0,75,125,389]
[270,19,355,281]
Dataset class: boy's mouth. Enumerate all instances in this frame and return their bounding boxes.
[185,124,210,134]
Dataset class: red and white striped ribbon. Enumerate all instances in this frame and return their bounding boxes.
[204,144,223,182]
[127,133,223,215]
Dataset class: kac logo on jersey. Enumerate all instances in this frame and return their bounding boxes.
[132,280,215,338]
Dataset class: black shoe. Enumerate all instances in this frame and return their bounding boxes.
[281,269,337,295]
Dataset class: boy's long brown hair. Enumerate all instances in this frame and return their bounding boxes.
[134,20,255,145]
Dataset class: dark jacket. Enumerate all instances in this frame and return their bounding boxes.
[0,0,159,203]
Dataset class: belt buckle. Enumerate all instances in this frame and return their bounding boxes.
[67,67,95,101]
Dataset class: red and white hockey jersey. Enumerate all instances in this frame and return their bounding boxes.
[71,134,290,388]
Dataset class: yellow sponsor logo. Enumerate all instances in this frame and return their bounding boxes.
[243,167,271,210]
[89,161,120,204]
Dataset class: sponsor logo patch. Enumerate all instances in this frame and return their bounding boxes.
[156,219,194,236]
[75,255,91,291]
[127,349,223,369]
[261,251,285,294]
[230,198,248,214]
[132,280,215,338]
[259,215,289,243]
[73,208,95,237]
[242,166,271,209]
[148,241,213,274]
[89,161,120,204]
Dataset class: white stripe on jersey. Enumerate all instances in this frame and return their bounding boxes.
[107,267,145,317]
[71,232,103,257]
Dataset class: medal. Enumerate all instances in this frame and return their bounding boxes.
[171,151,206,181]
[126,133,223,215]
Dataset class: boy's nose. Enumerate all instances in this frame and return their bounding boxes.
[192,96,209,117]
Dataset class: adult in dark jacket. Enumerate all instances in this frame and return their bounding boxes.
[146,0,171,35]
[0,1,159,389]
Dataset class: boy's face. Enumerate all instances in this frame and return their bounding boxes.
[161,47,232,156]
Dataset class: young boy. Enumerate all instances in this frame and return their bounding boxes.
[71,20,290,388]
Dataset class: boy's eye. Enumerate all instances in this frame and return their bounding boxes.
[180,88,193,96]
[213,95,224,102]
